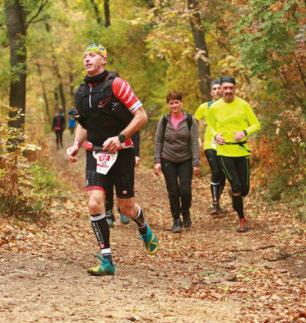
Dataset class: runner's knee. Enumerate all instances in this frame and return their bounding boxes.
[88,195,104,214]
[180,182,192,197]
[117,200,135,217]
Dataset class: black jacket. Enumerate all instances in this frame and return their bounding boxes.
[74,70,133,146]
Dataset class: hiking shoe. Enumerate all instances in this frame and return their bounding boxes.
[120,213,130,225]
[182,214,192,228]
[210,202,221,215]
[106,210,115,228]
[87,255,115,276]
[237,218,249,233]
[140,223,158,255]
[172,218,182,233]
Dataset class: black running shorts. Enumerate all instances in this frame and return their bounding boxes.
[85,148,135,198]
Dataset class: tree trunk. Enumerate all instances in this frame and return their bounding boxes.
[45,22,66,114]
[104,0,110,27]
[57,79,66,114]
[187,0,210,100]
[36,63,50,122]
[90,0,102,25]
[69,71,74,106]
[4,0,27,138]
[54,89,59,111]
[146,0,155,8]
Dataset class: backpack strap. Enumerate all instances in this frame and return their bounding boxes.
[186,113,193,130]
[161,115,168,143]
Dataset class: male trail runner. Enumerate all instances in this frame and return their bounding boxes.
[207,76,261,232]
[194,80,226,215]
[66,44,158,275]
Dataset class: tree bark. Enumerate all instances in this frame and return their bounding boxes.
[90,0,102,25]
[146,0,155,8]
[45,22,66,113]
[187,0,210,100]
[104,0,110,27]
[69,71,74,106]
[4,0,27,137]
[36,63,50,122]
[54,88,59,110]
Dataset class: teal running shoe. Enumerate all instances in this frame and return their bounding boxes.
[87,254,115,276]
[120,213,130,225]
[106,210,115,228]
[140,223,158,255]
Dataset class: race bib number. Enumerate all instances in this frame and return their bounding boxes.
[93,151,118,175]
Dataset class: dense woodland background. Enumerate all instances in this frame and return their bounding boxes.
[0,0,305,219]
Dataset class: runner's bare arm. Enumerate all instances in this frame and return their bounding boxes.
[118,107,147,139]
[103,107,147,153]
[66,124,87,162]
[74,124,87,145]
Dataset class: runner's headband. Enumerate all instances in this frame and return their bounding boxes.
[84,43,107,57]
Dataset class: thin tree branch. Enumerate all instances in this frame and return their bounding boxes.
[26,0,48,29]
[269,54,304,109]
[292,52,306,88]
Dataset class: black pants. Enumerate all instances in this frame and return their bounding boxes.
[204,149,226,187]
[105,183,114,211]
[219,156,250,218]
[55,130,63,148]
[161,159,193,220]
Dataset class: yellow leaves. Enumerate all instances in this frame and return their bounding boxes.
[22,144,42,152]
[129,18,145,27]
[64,200,75,210]
[270,2,284,12]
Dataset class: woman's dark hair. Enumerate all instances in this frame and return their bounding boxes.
[166,91,183,103]
[210,79,221,88]
[220,76,236,85]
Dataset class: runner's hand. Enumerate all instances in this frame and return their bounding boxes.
[154,163,161,176]
[215,134,225,145]
[66,143,79,162]
[234,131,246,141]
[135,156,140,166]
[103,136,121,153]
[193,166,201,176]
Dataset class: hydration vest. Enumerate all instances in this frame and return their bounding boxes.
[74,71,134,145]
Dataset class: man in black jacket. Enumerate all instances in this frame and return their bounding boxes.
[66,44,158,276]
[52,109,65,149]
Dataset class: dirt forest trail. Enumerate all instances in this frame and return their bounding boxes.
[0,133,305,323]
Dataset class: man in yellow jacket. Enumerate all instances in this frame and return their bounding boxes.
[194,79,226,215]
[207,76,261,232]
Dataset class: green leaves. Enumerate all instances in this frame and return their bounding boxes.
[236,0,301,75]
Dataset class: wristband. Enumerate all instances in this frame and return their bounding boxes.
[243,130,248,137]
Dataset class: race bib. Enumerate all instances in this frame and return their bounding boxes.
[93,151,118,175]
